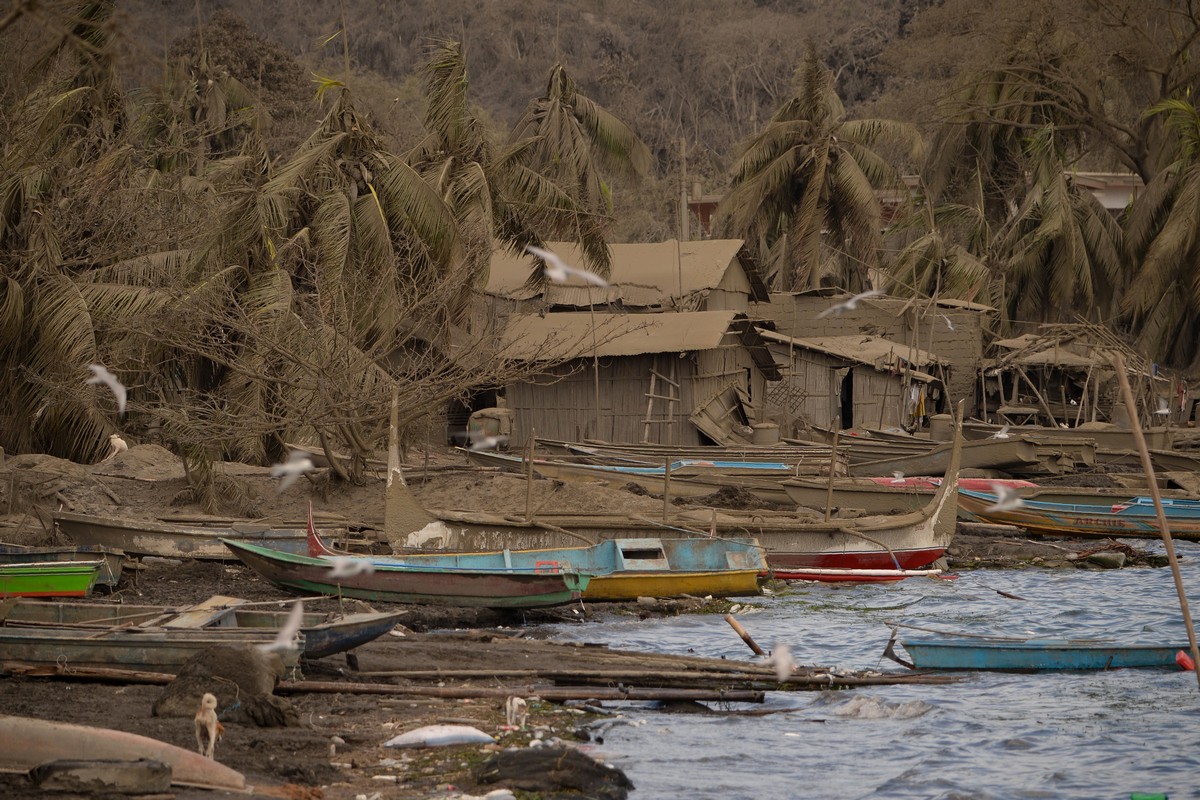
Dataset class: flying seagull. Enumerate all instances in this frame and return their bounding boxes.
[468,433,508,452]
[940,314,954,331]
[766,643,797,682]
[989,424,1012,440]
[815,289,886,319]
[258,599,304,654]
[1155,398,1171,416]
[984,483,1025,513]
[327,556,375,579]
[271,450,315,492]
[525,244,610,287]
[86,364,127,414]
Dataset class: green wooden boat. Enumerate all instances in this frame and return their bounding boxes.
[0,561,102,598]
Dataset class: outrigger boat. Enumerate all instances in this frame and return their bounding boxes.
[52,510,314,560]
[957,488,1200,540]
[303,507,766,600]
[222,538,590,608]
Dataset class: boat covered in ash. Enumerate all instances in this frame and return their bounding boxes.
[304,511,765,600]
[222,538,591,608]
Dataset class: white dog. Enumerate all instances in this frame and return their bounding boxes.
[504,696,528,730]
[194,693,224,759]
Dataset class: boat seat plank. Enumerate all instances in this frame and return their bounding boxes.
[161,595,247,629]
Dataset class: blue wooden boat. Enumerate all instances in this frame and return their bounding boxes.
[0,544,126,589]
[222,539,590,608]
[957,488,1200,540]
[304,516,765,601]
[886,631,1189,671]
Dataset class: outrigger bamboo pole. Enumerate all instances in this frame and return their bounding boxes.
[1112,353,1200,690]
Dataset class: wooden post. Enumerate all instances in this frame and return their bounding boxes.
[1112,353,1200,691]
[524,431,536,522]
[1014,364,1058,427]
[825,430,839,522]
[979,368,988,423]
[662,456,673,521]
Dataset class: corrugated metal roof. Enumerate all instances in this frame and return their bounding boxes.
[499,310,740,361]
[486,240,754,304]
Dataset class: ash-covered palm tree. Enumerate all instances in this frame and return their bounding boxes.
[0,0,167,461]
[1122,99,1200,369]
[507,63,651,283]
[993,126,1124,324]
[885,198,993,303]
[718,47,921,292]
[408,41,616,297]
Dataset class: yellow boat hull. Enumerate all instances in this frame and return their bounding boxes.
[583,569,762,601]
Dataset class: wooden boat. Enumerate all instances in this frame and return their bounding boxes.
[780,476,1035,516]
[0,544,126,589]
[0,560,102,598]
[0,616,302,674]
[305,513,765,601]
[957,488,1200,540]
[1,595,406,660]
[0,715,247,791]
[383,408,964,581]
[844,436,1039,477]
[778,566,946,583]
[889,633,1188,671]
[464,448,795,504]
[222,538,590,608]
[961,420,1173,451]
[52,510,317,560]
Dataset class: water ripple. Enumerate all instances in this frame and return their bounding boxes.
[550,539,1200,798]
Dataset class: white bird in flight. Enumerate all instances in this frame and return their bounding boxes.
[468,434,508,452]
[86,364,127,414]
[766,643,797,682]
[815,289,886,319]
[525,244,609,287]
[989,424,1012,439]
[940,314,954,331]
[984,483,1025,513]
[258,599,304,654]
[101,433,128,463]
[271,451,315,492]
[1155,398,1171,416]
[327,556,375,579]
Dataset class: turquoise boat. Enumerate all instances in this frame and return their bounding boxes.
[0,561,102,598]
[957,488,1200,540]
[887,631,1190,671]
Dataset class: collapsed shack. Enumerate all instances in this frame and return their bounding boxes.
[980,322,1187,428]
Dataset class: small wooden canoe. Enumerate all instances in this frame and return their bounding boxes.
[892,635,1188,671]
[2,595,406,660]
[52,510,314,560]
[0,544,126,588]
[0,560,102,598]
[957,488,1200,540]
[222,538,590,608]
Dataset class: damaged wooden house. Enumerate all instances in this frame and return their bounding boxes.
[459,240,779,445]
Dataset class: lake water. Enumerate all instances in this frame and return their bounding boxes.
[549,539,1200,799]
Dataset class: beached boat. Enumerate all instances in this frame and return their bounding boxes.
[464,448,795,504]
[0,560,103,598]
[0,715,247,791]
[0,616,302,673]
[52,510,317,560]
[2,595,407,660]
[222,538,590,608]
[780,476,1035,516]
[0,544,126,589]
[888,633,1188,671]
[957,488,1200,540]
[304,513,765,600]
[381,408,964,582]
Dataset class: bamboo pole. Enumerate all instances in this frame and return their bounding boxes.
[662,456,672,522]
[1112,353,1200,690]
[724,613,766,656]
